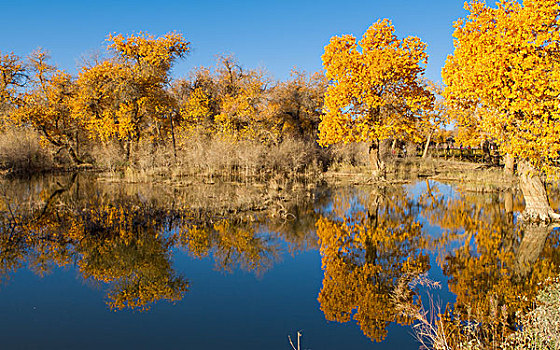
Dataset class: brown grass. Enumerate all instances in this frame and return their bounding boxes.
[0,128,55,174]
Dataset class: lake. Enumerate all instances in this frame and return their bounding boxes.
[0,174,558,349]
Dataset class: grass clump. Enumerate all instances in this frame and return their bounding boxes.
[0,128,55,174]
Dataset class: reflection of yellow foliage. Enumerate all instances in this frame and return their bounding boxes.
[176,218,278,274]
[317,186,430,342]
[424,184,560,344]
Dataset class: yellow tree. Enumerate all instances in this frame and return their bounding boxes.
[0,51,27,126]
[319,19,433,177]
[14,50,86,164]
[443,0,560,221]
[212,56,274,142]
[72,32,190,161]
[265,70,326,140]
[173,67,218,134]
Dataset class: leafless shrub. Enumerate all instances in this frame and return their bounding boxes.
[91,143,127,173]
[328,142,369,169]
[0,128,54,173]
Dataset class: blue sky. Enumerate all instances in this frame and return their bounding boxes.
[1,0,468,82]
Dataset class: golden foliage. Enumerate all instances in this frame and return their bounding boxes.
[316,186,430,341]
[72,32,190,158]
[443,0,560,171]
[319,19,433,147]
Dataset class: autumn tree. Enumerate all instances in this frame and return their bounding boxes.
[443,0,560,221]
[265,69,326,140]
[12,50,87,164]
[319,19,434,177]
[172,67,218,134]
[212,56,275,142]
[0,51,27,126]
[72,32,190,161]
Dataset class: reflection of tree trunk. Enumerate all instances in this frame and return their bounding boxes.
[504,190,513,214]
[518,160,560,222]
[37,173,77,220]
[515,223,553,277]
[504,154,514,177]
[369,141,385,179]
[422,133,431,158]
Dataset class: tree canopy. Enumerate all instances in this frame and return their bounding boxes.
[318,20,433,146]
[443,0,560,173]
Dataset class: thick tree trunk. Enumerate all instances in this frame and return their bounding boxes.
[515,223,553,277]
[67,147,83,165]
[422,133,432,158]
[518,160,560,222]
[369,141,385,179]
[504,154,514,177]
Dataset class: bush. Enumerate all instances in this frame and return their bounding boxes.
[0,128,54,173]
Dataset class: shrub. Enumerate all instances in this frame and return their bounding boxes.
[0,128,54,173]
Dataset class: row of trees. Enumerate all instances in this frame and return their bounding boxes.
[0,33,326,167]
[319,0,560,222]
[1,0,559,221]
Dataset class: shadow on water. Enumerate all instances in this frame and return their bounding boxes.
[0,174,559,348]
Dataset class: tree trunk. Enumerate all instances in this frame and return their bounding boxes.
[67,146,84,165]
[170,113,177,161]
[391,139,397,156]
[504,154,514,177]
[422,133,432,158]
[369,141,385,179]
[518,160,560,222]
[515,223,553,277]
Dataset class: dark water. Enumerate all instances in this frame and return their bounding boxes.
[0,174,558,349]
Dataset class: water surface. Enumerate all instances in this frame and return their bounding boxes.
[0,174,558,349]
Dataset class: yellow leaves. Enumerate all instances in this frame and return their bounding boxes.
[319,19,433,148]
[107,32,190,73]
[444,0,560,171]
[71,32,190,150]
[181,86,211,128]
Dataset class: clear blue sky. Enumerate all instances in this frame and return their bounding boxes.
[1,0,468,82]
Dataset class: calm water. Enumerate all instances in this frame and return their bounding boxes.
[0,174,558,349]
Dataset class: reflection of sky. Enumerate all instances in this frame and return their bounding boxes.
[0,247,417,349]
[0,178,541,349]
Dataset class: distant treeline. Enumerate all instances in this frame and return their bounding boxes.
[0,32,454,178]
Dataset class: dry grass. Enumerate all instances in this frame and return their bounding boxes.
[0,128,54,173]
[170,133,327,182]
[394,274,560,350]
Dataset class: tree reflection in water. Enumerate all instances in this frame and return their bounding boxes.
[0,174,319,310]
[1,174,560,347]
[422,182,560,347]
[316,185,431,342]
[316,181,560,346]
